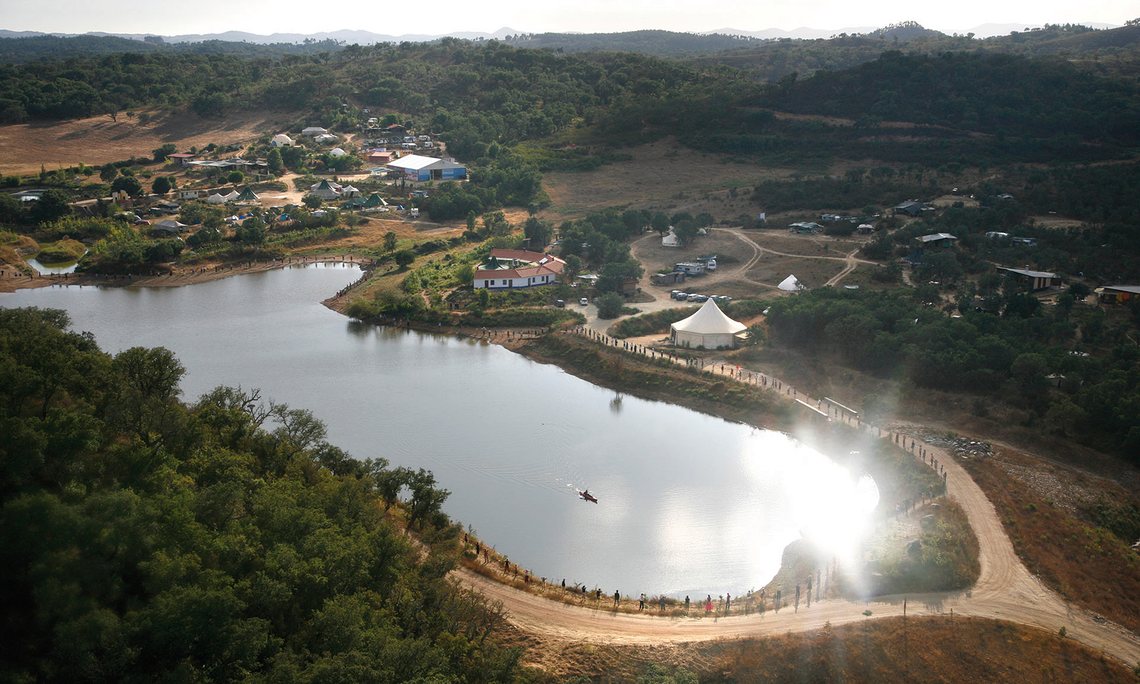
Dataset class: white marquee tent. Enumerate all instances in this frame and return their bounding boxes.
[778,274,805,292]
[670,298,747,349]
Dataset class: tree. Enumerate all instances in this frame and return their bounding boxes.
[595,292,625,319]
[674,219,700,245]
[266,148,284,175]
[522,217,552,249]
[234,218,266,246]
[405,468,449,530]
[279,145,304,171]
[29,189,71,224]
[191,92,230,118]
[650,212,670,236]
[302,195,323,209]
[111,175,143,197]
[151,176,173,195]
[152,144,177,163]
[383,231,398,251]
[99,163,119,182]
[596,260,642,294]
[394,249,416,269]
[107,346,185,449]
[226,170,244,185]
[1010,352,1049,399]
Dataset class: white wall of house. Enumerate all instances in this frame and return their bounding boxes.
[474,273,555,290]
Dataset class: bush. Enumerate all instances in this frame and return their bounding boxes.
[595,293,626,319]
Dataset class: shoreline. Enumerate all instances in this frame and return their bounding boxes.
[0,255,371,295]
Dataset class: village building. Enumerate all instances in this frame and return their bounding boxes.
[301,127,328,137]
[997,267,1061,291]
[894,200,931,217]
[1096,285,1140,305]
[788,222,823,234]
[670,298,747,350]
[386,155,467,182]
[366,149,397,165]
[651,271,686,285]
[167,153,196,166]
[915,233,958,248]
[473,249,566,290]
[150,219,187,236]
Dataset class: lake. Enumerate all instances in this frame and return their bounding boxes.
[1,264,878,597]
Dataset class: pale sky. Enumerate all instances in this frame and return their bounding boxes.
[0,0,1132,37]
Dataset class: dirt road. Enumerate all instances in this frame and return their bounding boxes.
[454,371,1140,666]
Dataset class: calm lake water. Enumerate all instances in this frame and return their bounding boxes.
[1,264,878,597]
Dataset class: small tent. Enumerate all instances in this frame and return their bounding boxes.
[662,228,679,247]
[778,274,805,292]
[363,193,388,208]
[302,127,328,137]
[205,193,228,205]
[236,187,259,202]
[340,184,360,198]
[223,190,241,202]
[270,133,294,147]
[670,298,747,350]
[328,147,348,158]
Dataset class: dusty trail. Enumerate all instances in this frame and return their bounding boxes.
[454,355,1140,665]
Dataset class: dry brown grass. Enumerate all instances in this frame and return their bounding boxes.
[702,617,1134,684]
[501,616,1136,682]
[963,450,1140,633]
[0,109,297,175]
[539,138,798,222]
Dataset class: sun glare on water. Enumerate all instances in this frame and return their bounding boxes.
[743,433,880,572]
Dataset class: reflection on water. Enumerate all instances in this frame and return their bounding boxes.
[0,264,878,596]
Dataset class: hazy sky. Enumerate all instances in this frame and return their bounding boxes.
[1,0,1133,36]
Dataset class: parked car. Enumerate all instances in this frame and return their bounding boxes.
[672,291,689,300]
[687,293,708,302]
[579,297,589,306]
[555,299,565,307]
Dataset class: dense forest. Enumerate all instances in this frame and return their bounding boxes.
[0,307,526,682]
[765,288,1140,459]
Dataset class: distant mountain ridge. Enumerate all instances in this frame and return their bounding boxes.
[0,21,1123,45]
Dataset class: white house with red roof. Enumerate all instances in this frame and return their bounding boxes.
[473,248,566,290]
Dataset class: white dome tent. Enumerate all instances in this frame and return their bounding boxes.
[778,274,805,292]
[670,298,747,350]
